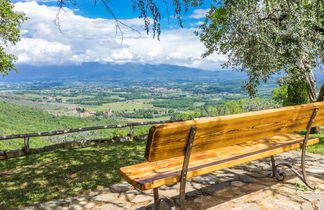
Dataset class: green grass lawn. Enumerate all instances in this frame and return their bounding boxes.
[0,141,146,209]
[0,137,53,151]
[298,126,324,155]
[0,129,323,209]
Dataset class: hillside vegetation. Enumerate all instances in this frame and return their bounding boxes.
[0,101,122,135]
[0,101,149,151]
[0,97,277,150]
[1,99,323,153]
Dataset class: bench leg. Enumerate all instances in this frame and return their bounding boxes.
[270,155,285,180]
[153,187,176,210]
[270,108,318,190]
[152,127,197,210]
[179,126,197,210]
[154,188,160,210]
[270,156,315,189]
[179,176,187,210]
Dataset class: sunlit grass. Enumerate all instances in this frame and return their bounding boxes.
[0,141,146,209]
[296,126,324,155]
[307,131,324,154]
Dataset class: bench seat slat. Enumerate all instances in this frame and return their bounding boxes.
[120,133,319,190]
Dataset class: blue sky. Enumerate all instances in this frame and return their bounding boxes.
[31,0,214,28]
[9,0,226,70]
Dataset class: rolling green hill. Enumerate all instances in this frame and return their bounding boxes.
[0,101,141,150]
[0,101,122,135]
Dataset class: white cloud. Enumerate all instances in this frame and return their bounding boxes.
[188,9,210,19]
[189,21,204,26]
[10,2,226,70]
[14,38,72,64]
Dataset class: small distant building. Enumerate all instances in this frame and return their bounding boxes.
[71,109,78,113]
[80,112,95,117]
[105,109,113,116]
[55,98,62,103]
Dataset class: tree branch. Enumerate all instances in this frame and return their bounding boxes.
[313,25,324,33]
[259,13,289,25]
[100,0,141,39]
[54,0,202,40]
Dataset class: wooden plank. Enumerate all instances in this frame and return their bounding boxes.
[121,133,319,190]
[145,101,324,161]
[124,133,306,178]
[0,119,188,141]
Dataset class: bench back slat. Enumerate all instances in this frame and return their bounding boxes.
[145,102,324,162]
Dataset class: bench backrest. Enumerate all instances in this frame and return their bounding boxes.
[145,101,324,162]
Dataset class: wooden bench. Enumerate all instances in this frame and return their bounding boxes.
[120,102,324,209]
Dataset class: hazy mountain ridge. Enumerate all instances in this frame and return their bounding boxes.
[1,63,322,85]
[0,63,247,82]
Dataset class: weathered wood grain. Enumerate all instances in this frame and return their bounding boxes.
[145,101,324,161]
[120,133,319,190]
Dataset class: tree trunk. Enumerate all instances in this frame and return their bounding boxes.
[301,58,320,133]
[311,83,324,133]
[304,68,317,103]
[317,83,324,102]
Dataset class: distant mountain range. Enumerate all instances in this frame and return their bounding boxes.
[0,63,248,82]
[0,63,322,84]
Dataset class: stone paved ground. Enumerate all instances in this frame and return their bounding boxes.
[22,151,324,210]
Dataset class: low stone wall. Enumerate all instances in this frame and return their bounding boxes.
[0,134,148,160]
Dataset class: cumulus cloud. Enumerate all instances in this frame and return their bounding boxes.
[187,9,210,19]
[10,2,226,70]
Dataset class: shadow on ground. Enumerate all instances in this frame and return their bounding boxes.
[139,168,324,210]
[0,140,146,209]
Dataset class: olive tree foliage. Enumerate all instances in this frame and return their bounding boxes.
[272,80,309,106]
[0,0,26,75]
[197,0,323,102]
